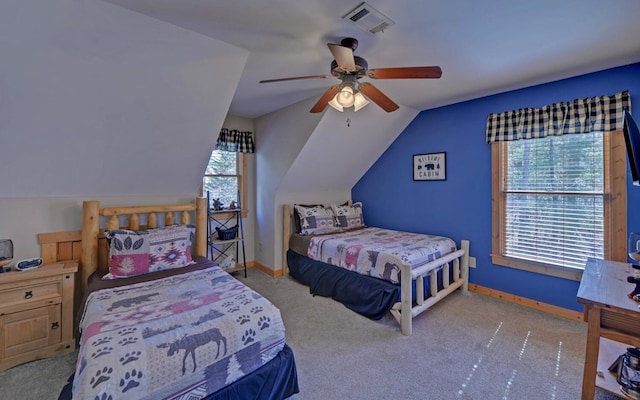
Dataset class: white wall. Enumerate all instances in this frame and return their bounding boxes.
[254,98,324,269]
[0,0,248,197]
[0,0,249,260]
[0,195,196,261]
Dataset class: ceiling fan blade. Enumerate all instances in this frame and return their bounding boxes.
[359,82,399,112]
[327,43,356,71]
[310,85,341,113]
[260,74,333,83]
[367,66,442,79]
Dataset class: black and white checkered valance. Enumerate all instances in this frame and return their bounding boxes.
[214,128,255,153]
[485,91,631,143]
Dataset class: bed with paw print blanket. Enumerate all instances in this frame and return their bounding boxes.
[73,263,286,400]
[307,227,457,284]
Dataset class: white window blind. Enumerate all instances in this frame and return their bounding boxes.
[504,132,605,269]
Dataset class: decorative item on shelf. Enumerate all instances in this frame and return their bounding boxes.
[206,189,247,278]
[220,255,236,270]
[212,198,225,211]
[617,346,640,399]
[0,239,13,272]
[216,225,238,241]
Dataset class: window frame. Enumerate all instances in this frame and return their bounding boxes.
[491,130,627,281]
[201,150,248,219]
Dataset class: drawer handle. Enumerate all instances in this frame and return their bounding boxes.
[51,322,59,330]
[24,291,33,299]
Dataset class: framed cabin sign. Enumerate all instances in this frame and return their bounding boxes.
[413,152,446,181]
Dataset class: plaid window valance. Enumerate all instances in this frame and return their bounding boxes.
[214,128,255,153]
[485,91,631,143]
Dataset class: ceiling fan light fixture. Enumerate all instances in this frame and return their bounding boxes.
[353,92,369,112]
[336,85,355,107]
[328,96,344,112]
[328,83,370,112]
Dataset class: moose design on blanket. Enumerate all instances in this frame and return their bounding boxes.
[308,227,456,284]
[74,266,286,400]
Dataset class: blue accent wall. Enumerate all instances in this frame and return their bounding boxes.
[353,62,640,312]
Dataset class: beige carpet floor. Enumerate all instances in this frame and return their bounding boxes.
[0,268,624,399]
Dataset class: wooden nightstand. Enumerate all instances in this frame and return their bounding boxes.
[0,261,77,371]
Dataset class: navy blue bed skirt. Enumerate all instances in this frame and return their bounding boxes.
[207,343,299,400]
[287,249,400,320]
[58,344,299,400]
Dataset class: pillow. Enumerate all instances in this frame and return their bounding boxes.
[331,202,365,229]
[293,204,324,233]
[294,205,341,235]
[292,201,351,233]
[103,224,196,279]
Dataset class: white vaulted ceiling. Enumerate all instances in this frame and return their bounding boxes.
[104,0,640,118]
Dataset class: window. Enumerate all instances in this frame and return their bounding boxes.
[491,131,626,280]
[202,149,247,217]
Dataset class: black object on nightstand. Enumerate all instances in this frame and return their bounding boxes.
[0,239,14,273]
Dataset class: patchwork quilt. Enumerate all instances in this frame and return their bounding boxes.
[74,266,285,400]
[308,227,456,284]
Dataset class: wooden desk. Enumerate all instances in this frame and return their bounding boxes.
[577,258,640,399]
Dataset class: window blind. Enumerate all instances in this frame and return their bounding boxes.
[504,132,605,269]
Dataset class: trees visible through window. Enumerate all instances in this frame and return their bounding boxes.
[203,150,245,211]
[491,131,626,280]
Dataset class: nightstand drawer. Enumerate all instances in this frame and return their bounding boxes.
[0,278,62,308]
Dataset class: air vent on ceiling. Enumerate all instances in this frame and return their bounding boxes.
[343,2,395,35]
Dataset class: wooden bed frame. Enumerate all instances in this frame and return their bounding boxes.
[39,198,301,400]
[39,198,208,320]
[283,204,470,336]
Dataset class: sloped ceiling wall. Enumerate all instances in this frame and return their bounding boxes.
[0,0,248,197]
[280,106,419,192]
[256,99,418,270]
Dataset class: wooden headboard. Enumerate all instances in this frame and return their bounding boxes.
[39,198,207,302]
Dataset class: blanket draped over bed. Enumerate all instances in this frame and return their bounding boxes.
[74,265,286,400]
[307,227,457,284]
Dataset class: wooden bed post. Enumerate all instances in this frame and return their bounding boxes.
[195,197,207,258]
[460,240,470,292]
[283,204,292,274]
[400,263,413,336]
[80,201,100,298]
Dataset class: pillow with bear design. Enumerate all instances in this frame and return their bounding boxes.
[294,205,342,235]
[331,202,365,229]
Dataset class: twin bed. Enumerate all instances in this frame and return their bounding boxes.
[42,198,298,400]
[283,202,470,336]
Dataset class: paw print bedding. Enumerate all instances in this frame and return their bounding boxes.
[307,227,456,284]
[73,264,285,400]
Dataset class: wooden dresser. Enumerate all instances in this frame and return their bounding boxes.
[0,261,77,371]
[577,257,640,399]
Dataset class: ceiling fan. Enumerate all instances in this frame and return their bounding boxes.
[259,37,442,113]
